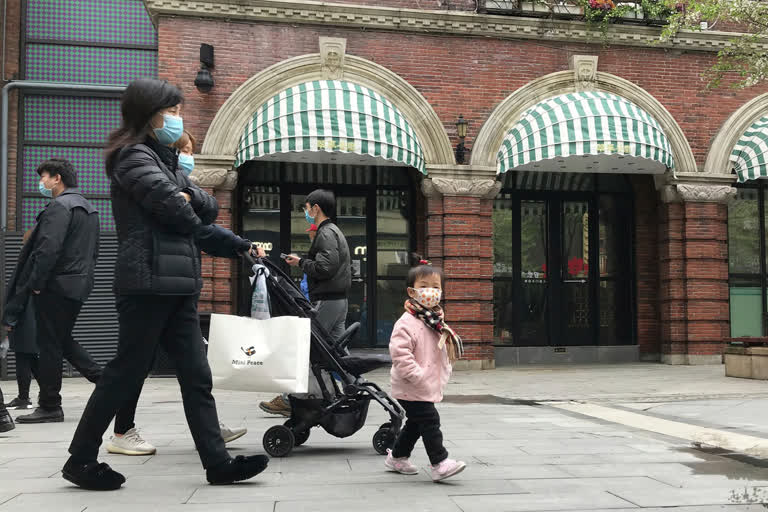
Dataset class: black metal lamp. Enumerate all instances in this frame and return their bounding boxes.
[455,115,469,164]
[194,44,215,93]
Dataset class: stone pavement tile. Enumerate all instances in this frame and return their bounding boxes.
[0,442,72,458]
[187,479,525,504]
[515,440,645,455]
[0,494,18,507]
[559,462,703,479]
[512,475,676,494]
[565,507,767,512]
[84,504,275,512]
[274,496,463,512]
[0,466,60,479]
[450,490,635,511]
[611,486,768,508]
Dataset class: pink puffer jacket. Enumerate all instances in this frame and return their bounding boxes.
[389,312,452,403]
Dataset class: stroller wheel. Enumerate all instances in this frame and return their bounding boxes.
[284,419,310,447]
[263,425,295,457]
[372,428,395,456]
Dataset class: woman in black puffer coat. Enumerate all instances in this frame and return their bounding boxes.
[64,79,268,491]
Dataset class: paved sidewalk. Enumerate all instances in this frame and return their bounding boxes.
[2,364,768,511]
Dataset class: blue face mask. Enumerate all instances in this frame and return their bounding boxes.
[304,207,315,225]
[39,181,53,198]
[153,114,184,145]
[178,154,195,176]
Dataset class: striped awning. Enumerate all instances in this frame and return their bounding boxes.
[731,115,768,182]
[497,91,675,175]
[234,80,426,174]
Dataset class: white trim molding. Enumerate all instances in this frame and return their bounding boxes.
[705,92,768,175]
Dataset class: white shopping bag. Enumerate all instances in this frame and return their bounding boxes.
[208,314,311,394]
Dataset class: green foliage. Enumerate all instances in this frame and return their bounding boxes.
[661,0,768,89]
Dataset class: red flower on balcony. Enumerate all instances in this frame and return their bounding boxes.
[588,0,615,10]
[568,257,589,277]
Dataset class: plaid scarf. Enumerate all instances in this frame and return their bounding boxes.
[404,299,464,363]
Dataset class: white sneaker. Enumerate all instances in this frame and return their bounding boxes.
[106,428,157,456]
[220,422,247,444]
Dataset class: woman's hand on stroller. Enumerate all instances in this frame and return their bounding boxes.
[250,245,266,259]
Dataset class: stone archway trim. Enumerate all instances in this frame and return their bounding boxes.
[470,70,698,175]
[705,92,768,175]
[201,54,455,167]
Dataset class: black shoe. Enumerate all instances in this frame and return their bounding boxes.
[62,458,125,491]
[5,397,32,410]
[0,409,15,433]
[16,406,64,423]
[206,455,269,485]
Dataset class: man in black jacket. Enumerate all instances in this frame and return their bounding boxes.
[9,159,100,423]
[286,189,352,340]
[261,190,351,417]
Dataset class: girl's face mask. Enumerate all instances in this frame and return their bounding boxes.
[409,287,442,309]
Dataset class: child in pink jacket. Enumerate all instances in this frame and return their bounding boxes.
[385,254,466,482]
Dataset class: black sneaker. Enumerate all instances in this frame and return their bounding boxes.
[5,397,32,410]
[62,458,125,491]
[16,406,64,423]
[0,408,15,433]
[206,455,269,485]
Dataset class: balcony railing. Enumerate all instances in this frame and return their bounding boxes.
[479,0,679,26]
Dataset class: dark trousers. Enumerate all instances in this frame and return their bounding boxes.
[391,400,449,465]
[14,352,38,400]
[34,293,84,410]
[69,294,228,469]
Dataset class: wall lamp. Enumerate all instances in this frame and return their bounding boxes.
[194,44,215,93]
[455,115,469,164]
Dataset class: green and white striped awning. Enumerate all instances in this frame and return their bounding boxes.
[731,115,768,182]
[235,80,426,174]
[497,91,675,175]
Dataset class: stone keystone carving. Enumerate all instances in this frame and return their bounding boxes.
[570,55,598,91]
[189,168,228,188]
[422,178,501,199]
[320,37,346,80]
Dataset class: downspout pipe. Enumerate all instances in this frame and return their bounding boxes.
[2,80,125,230]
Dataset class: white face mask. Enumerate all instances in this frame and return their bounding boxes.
[410,287,442,309]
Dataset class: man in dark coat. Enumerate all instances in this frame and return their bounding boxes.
[2,226,102,411]
[3,158,100,423]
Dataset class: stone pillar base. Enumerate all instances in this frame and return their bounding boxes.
[452,359,496,371]
[662,354,723,365]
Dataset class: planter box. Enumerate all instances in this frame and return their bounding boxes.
[724,338,768,380]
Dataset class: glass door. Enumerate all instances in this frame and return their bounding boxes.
[515,196,595,346]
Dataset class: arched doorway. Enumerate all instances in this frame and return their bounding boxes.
[231,79,433,348]
[481,79,685,362]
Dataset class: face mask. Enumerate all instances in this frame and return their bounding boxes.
[410,287,442,309]
[153,114,184,145]
[305,207,315,225]
[39,181,53,198]
[178,154,195,175]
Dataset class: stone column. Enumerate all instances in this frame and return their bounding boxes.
[658,183,735,364]
[422,176,501,370]
[189,156,238,315]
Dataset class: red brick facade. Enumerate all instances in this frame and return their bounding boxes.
[5,0,767,365]
[148,11,766,365]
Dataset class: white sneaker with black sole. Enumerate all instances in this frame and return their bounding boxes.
[106,428,156,456]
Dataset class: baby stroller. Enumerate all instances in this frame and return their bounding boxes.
[244,255,404,458]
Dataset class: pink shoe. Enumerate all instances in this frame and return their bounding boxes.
[384,449,419,475]
[430,458,466,482]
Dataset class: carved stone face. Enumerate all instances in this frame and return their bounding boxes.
[578,62,595,82]
[324,47,341,70]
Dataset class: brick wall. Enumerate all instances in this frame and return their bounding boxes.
[426,194,495,365]
[657,200,730,362]
[157,17,768,168]
[632,175,660,361]
[198,187,237,315]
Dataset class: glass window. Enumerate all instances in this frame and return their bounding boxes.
[376,280,405,348]
[377,190,410,277]
[242,186,281,265]
[494,280,515,345]
[493,194,513,278]
[729,188,760,275]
